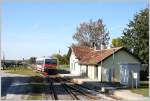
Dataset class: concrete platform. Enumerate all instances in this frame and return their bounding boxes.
[60,73,100,83]
[59,73,80,78]
[113,90,146,100]
[59,73,148,100]
[60,73,127,93]
[72,78,100,84]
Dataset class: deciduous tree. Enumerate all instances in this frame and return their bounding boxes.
[73,19,110,49]
[111,38,124,47]
[28,57,36,64]
[51,54,69,65]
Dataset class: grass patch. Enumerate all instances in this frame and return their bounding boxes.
[28,83,46,93]
[3,66,41,76]
[30,76,44,82]
[27,82,47,100]
[58,65,69,69]
[131,81,149,97]
[27,94,43,100]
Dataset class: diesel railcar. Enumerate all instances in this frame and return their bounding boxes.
[36,57,58,75]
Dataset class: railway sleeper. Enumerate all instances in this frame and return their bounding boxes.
[62,78,119,100]
[53,78,99,100]
[60,78,100,96]
[61,84,80,100]
[49,80,58,100]
[63,83,101,100]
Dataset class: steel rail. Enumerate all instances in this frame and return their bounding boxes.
[61,83,80,100]
[57,77,100,100]
[43,77,52,100]
[63,83,100,100]
[53,77,79,100]
[47,78,58,100]
[61,77,121,100]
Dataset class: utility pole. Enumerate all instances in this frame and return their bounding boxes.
[112,49,115,82]
[91,34,104,81]
[59,49,61,54]
[22,58,25,68]
[100,35,103,81]
[2,51,5,70]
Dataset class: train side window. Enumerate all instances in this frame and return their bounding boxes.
[39,61,43,65]
[74,62,75,70]
[36,61,39,65]
[37,60,43,65]
[72,63,73,70]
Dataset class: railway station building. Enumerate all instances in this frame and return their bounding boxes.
[68,46,141,87]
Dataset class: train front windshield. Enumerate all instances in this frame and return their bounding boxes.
[45,59,57,65]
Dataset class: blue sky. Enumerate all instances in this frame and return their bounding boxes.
[1,1,148,60]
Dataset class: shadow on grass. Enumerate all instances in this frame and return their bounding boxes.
[1,76,46,97]
[1,76,84,98]
[56,69,70,74]
[139,81,149,88]
[61,76,127,92]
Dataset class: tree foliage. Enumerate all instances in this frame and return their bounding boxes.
[73,19,110,48]
[111,38,124,47]
[28,57,36,64]
[51,54,69,65]
[121,8,149,64]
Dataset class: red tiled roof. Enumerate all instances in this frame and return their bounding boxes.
[71,46,94,60]
[71,46,123,65]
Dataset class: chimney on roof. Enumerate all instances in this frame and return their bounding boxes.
[92,42,97,51]
[92,42,107,51]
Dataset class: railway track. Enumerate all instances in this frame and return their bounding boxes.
[44,77,58,100]
[54,77,101,100]
[49,79,58,100]
[61,77,121,100]
[43,76,120,100]
[50,77,80,100]
[61,83,80,100]
[44,77,78,100]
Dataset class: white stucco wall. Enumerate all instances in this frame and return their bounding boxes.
[87,65,95,80]
[80,65,87,76]
[70,51,81,75]
[98,65,102,81]
[70,50,102,80]
[87,65,102,81]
